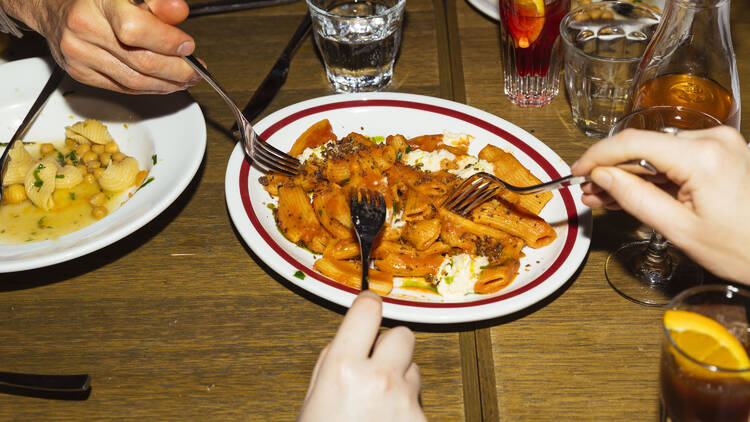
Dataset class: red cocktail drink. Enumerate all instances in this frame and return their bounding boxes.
[499,0,569,106]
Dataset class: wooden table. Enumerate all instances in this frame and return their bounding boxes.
[0,0,747,420]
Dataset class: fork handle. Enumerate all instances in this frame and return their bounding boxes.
[359,244,372,291]
[517,159,658,195]
[0,371,90,393]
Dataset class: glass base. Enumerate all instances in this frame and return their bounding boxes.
[504,89,558,108]
[605,240,703,306]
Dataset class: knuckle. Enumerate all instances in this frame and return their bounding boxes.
[116,20,142,46]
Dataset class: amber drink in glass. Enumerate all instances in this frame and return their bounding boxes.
[661,285,750,422]
[499,0,569,107]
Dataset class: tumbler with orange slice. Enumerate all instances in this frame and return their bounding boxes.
[660,285,750,422]
[498,0,569,107]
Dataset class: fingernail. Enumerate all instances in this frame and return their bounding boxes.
[177,41,194,56]
[591,168,612,190]
[570,159,579,172]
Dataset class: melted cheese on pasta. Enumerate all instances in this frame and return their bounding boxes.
[435,254,488,298]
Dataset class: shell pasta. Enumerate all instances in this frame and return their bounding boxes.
[0,120,150,244]
[259,119,557,299]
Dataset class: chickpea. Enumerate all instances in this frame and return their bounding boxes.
[91,144,105,154]
[112,152,127,163]
[84,173,97,185]
[40,143,55,156]
[76,164,88,174]
[99,153,112,167]
[135,169,149,186]
[93,167,105,179]
[65,138,77,149]
[82,151,98,163]
[86,160,101,170]
[75,143,91,156]
[3,184,26,204]
[601,10,614,19]
[91,206,108,219]
[574,11,589,21]
[589,8,602,19]
[104,142,119,154]
[89,192,107,207]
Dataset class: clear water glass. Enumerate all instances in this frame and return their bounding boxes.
[306,0,406,93]
[560,1,660,137]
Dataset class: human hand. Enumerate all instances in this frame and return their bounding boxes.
[298,291,426,422]
[10,0,198,94]
[571,126,750,285]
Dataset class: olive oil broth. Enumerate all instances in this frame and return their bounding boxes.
[0,141,130,244]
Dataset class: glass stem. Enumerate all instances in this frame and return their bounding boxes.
[635,230,672,283]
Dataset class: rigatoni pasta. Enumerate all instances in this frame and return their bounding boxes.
[259,119,558,299]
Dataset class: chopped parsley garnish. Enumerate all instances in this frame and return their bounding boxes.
[405,146,412,153]
[152,154,158,165]
[65,150,78,165]
[294,270,305,280]
[396,151,403,161]
[369,136,385,144]
[37,217,46,229]
[136,176,155,191]
[0,142,8,147]
[339,178,350,185]
[32,164,45,190]
[69,192,76,200]
[56,174,65,179]
[57,151,65,166]
[444,276,455,284]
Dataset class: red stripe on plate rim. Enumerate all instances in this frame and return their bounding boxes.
[238,98,580,308]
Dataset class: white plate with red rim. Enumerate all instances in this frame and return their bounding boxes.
[224,92,591,324]
[0,57,206,272]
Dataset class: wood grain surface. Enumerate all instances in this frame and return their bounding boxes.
[0,0,466,420]
[455,0,750,420]
[1,0,749,420]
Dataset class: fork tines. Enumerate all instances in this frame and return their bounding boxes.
[244,130,300,176]
[444,173,501,216]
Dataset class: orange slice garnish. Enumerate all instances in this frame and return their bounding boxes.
[664,310,750,375]
[510,0,546,48]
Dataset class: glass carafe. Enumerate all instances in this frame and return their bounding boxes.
[628,0,740,128]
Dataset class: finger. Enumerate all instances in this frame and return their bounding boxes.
[590,167,696,235]
[580,193,621,210]
[675,125,747,147]
[580,181,603,195]
[62,39,194,93]
[142,0,190,25]
[571,129,689,176]
[371,326,415,373]
[404,362,422,395]
[329,291,383,358]
[109,1,195,57]
[304,344,330,401]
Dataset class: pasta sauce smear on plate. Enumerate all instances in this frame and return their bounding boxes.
[0,119,148,244]
[259,119,557,299]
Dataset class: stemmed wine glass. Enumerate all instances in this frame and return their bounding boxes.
[604,106,721,306]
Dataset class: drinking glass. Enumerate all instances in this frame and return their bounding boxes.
[306,0,406,93]
[605,106,721,306]
[660,285,750,422]
[559,1,660,137]
[498,0,570,107]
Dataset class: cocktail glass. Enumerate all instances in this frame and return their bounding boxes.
[661,285,750,422]
[499,0,570,107]
[605,106,721,306]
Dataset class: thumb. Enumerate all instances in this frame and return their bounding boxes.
[591,167,695,236]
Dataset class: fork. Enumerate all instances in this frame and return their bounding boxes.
[445,159,658,216]
[132,0,300,176]
[349,188,386,291]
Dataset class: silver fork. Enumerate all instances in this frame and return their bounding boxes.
[133,0,300,176]
[445,159,657,216]
[349,188,386,291]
